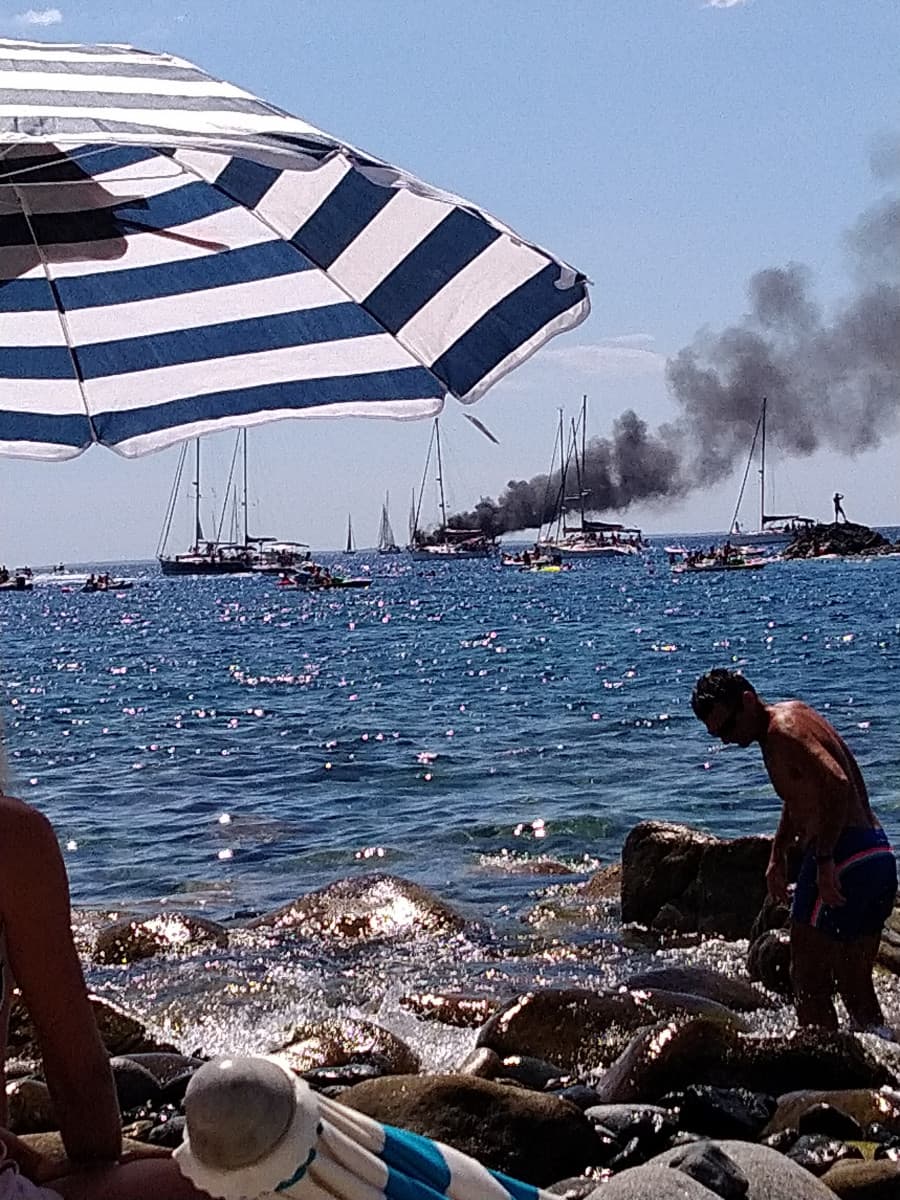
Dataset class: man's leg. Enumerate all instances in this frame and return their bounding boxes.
[48,1160,206,1200]
[833,933,886,1030]
[790,921,839,1028]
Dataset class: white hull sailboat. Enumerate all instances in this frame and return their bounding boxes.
[539,398,644,560]
[729,398,815,546]
[408,420,497,560]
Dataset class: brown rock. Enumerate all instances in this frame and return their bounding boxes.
[6,1078,55,1134]
[249,873,466,940]
[762,1089,900,1137]
[8,994,177,1060]
[476,987,749,1073]
[582,863,621,900]
[94,912,228,964]
[621,821,772,939]
[338,1074,599,1186]
[747,928,793,997]
[398,992,502,1027]
[20,1133,170,1184]
[625,966,775,1012]
[821,1158,900,1198]
[274,1018,420,1076]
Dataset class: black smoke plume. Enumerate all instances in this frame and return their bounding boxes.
[447,154,900,536]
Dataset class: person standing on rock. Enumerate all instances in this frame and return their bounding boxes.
[691,668,897,1034]
[833,492,847,522]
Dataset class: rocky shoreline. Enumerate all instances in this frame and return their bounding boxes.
[782,520,900,560]
[11,822,900,1197]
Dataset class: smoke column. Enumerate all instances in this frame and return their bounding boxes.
[447,163,900,536]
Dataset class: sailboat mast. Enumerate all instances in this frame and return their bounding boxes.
[242,428,249,546]
[346,514,353,552]
[555,407,567,541]
[193,438,202,551]
[580,394,587,526]
[435,419,448,540]
[759,396,767,528]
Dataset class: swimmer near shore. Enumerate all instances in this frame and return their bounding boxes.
[692,668,898,1036]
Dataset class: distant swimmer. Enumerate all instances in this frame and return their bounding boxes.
[692,668,897,1036]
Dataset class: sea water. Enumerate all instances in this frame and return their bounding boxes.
[2,538,899,1063]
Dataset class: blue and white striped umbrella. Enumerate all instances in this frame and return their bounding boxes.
[0,38,589,460]
[174,1056,555,1199]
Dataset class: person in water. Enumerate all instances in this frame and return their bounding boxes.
[691,668,897,1034]
[0,753,206,1197]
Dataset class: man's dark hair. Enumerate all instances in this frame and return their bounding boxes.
[691,669,757,719]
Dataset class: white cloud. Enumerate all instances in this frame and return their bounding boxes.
[14,7,63,24]
[539,340,667,378]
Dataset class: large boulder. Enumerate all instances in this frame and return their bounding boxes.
[782,521,893,560]
[338,1073,600,1187]
[476,988,750,1073]
[621,822,771,939]
[94,912,229,964]
[593,1019,893,1105]
[762,1089,900,1138]
[624,966,774,1012]
[248,873,467,941]
[821,1159,900,1198]
[651,1140,837,1199]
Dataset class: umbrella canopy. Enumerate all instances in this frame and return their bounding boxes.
[0,38,589,460]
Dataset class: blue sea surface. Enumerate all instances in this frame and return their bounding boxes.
[2,538,899,1059]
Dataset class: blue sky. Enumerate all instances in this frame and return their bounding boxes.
[1,0,899,561]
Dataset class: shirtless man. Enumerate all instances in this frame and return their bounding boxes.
[691,669,897,1032]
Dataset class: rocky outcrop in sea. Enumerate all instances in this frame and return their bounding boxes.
[782,521,900,559]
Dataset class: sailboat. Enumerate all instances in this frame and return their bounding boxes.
[158,438,254,576]
[408,420,497,560]
[540,397,644,559]
[345,514,356,555]
[377,493,401,555]
[729,398,815,546]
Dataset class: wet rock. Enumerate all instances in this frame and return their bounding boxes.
[551,1084,606,1110]
[121,1052,205,1087]
[399,991,502,1027]
[621,822,772,940]
[476,988,750,1073]
[582,863,622,900]
[746,929,792,997]
[625,967,774,1013]
[762,1089,900,1138]
[822,1158,900,1197]
[496,1054,563,1090]
[7,993,177,1059]
[249,873,467,940]
[594,1021,892,1106]
[652,1139,838,1198]
[748,894,791,944]
[339,1073,600,1186]
[660,1085,777,1140]
[591,1018,740,1105]
[94,912,229,964]
[272,1017,420,1075]
[547,1177,606,1199]
[456,1046,501,1078]
[797,1101,866,1139]
[782,1133,863,1175]
[302,1063,387,1089]
[6,1078,56,1134]
[109,1057,162,1111]
[145,1113,186,1148]
[585,1105,678,1170]
[664,1141,750,1200]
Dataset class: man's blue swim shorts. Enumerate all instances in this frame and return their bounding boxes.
[792,825,898,940]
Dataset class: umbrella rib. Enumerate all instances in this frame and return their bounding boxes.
[13,180,97,444]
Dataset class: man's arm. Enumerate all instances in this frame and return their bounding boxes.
[765,806,796,903]
[0,801,122,1164]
